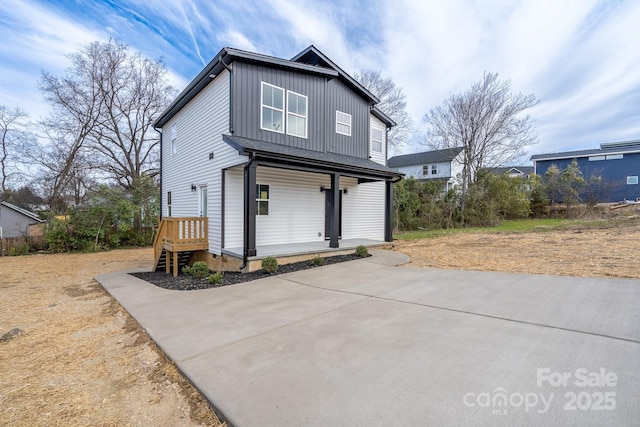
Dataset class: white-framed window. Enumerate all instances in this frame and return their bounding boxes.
[606,154,624,160]
[286,90,308,138]
[256,184,270,215]
[336,111,352,136]
[422,164,439,176]
[261,82,285,133]
[628,176,639,185]
[170,123,177,155]
[589,156,605,161]
[167,191,172,217]
[371,127,383,153]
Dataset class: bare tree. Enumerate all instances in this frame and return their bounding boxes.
[0,106,33,196]
[424,72,538,190]
[39,40,175,196]
[354,70,414,154]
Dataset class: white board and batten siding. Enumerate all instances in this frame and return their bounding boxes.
[224,167,385,249]
[161,69,245,255]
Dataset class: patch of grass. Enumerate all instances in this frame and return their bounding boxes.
[311,256,324,266]
[262,256,279,274]
[394,218,577,240]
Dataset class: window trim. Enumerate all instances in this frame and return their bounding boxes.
[286,90,308,138]
[260,82,285,134]
[371,126,384,153]
[336,110,352,136]
[256,184,270,216]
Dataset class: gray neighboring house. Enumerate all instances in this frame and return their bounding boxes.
[0,201,44,238]
[388,147,464,191]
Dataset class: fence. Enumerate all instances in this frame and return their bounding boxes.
[0,235,46,256]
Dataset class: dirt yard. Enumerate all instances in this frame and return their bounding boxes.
[2,216,640,426]
[0,248,223,427]
[395,216,640,279]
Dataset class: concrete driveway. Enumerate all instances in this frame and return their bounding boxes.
[97,250,640,426]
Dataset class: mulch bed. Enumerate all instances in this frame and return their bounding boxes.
[131,253,369,291]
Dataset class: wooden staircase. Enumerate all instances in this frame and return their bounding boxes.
[153,217,208,276]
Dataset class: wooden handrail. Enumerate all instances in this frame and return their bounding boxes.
[154,217,209,274]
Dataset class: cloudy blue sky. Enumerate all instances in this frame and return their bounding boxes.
[1,0,639,160]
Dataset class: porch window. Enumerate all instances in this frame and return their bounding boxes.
[167,191,172,217]
[336,111,351,136]
[287,91,308,138]
[261,82,284,133]
[371,127,383,153]
[256,184,270,215]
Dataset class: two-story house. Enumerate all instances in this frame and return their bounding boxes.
[388,147,464,192]
[531,139,640,203]
[153,46,402,274]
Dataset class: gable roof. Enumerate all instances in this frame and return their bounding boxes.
[488,166,534,176]
[0,201,44,222]
[155,45,381,128]
[530,139,640,162]
[291,45,379,104]
[388,147,464,168]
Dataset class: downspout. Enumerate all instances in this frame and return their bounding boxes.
[240,152,257,270]
[157,129,163,221]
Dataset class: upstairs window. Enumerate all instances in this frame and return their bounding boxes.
[287,91,308,138]
[336,111,352,136]
[261,83,284,133]
[170,123,177,155]
[431,164,438,175]
[422,164,439,176]
[371,127,383,153]
[256,184,270,215]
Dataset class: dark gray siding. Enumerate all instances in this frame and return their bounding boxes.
[324,79,369,158]
[231,61,369,159]
[233,62,327,152]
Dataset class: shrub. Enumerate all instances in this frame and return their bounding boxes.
[311,256,324,266]
[182,261,210,278]
[262,256,279,274]
[207,271,224,285]
[9,243,29,256]
[355,245,368,257]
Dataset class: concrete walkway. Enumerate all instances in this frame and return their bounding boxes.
[97,250,640,427]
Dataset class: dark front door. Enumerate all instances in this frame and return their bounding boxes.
[324,189,342,240]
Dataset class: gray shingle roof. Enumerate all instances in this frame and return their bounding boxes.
[387,147,464,168]
[223,135,401,178]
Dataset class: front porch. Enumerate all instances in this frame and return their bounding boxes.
[223,238,388,259]
[215,238,391,273]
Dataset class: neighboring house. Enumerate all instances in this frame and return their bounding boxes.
[488,166,534,179]
[0,201,44,238]
[153,46,402,274]
[531,139,640,202]
[388,147,464,191]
